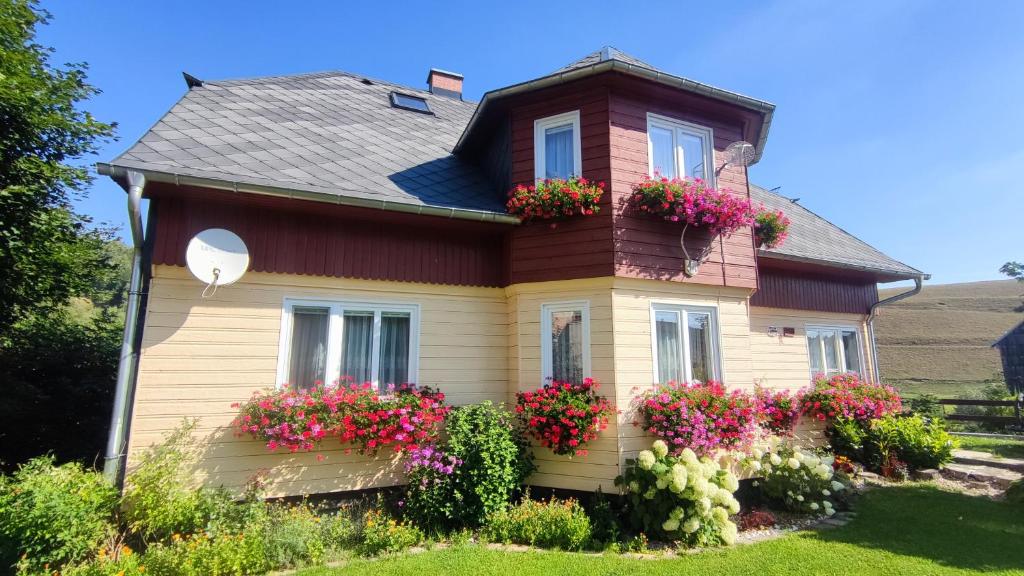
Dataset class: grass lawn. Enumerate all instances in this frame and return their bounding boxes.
[956,435,1024,459]
[298,484,1024,576]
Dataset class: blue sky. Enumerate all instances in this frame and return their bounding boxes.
[40,0,1024,285]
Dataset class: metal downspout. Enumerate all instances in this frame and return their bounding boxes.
[867,276,925,383]
[103,169,146,483]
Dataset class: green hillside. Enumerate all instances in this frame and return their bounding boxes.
[875,279,1023,398]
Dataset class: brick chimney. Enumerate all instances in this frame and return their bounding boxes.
[426,68,463,99]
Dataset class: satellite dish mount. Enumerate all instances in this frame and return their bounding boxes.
[185,228,250,298]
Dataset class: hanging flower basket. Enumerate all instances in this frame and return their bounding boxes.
[628,177,755,276]
[506,176,604,223]
[754,208,790,249]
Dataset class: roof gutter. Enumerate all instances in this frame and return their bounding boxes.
[103,168,147,486]
[96,163,521,225]
[867,275,926,384]
[453,59,776,163]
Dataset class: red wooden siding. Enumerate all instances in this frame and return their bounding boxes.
[505,78,616,284]
[607,76,759,289]
[751,267,879,314]
[147,185,507,287]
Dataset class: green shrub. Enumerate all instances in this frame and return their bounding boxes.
[405,402,534,528]
[830,414,956,471]
[120,420,223,541]
[0,456,118,573]
[586,489,621,548]
[907,394,944,420]
[870,414,957,470]
[615,440,741,547]
[263,503,327,568]
[357,509,422,556]
[141,530,271,576]
[954,384,1017,432]
[483,497,592,551]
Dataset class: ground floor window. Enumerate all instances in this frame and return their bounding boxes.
[277,299,419,390]
[541,301,590,384]
[806,325,862,377]
[650,303,720,383]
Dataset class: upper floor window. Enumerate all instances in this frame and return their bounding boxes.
[650,303,721,383]
[534,111,582,180]
[541,301,590,383]
[647,113,715,183]
[806,325,862,378]
[277,298,420,390]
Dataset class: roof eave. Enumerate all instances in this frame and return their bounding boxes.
[757,251,929,283]
[96,163,522,225]
[453,59,776,163]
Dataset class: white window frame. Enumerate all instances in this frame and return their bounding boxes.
[646,112,716,186]
[534,110,582,181]
[276,298,420,390]
[540,300,591,384]
[649,302,722,383]
[805,324,864,378]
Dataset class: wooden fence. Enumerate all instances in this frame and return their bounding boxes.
[938,393,1024,428]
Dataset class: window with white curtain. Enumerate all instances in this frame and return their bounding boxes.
[277,299,419,390]
[534,111,582,180]
[541,301,590,384]
[806,325,863,377]
[650,303,720,383]
[647,113,715,183]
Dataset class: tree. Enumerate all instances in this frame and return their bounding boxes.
[0,0,116,334]
[0,0,123,469]
[1000,262,1024,282]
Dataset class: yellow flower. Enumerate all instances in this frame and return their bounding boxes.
[117,571,125,576]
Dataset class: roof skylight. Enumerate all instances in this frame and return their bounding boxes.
[390,92,432,114]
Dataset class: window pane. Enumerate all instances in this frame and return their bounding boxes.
[649,125,676,178]
[288,307,329,390]
[842,330,861,375]
[688,312,713,382]
[679,132,706,180]
[807,330,824,375]
[379,312,411,385]
[551,309,583,383]
[655,311,683,383]
[340,311,373,384]
[822,330,840,375]
[544,124,574,179]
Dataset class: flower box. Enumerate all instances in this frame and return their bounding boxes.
[515,378,614,456]
[506,176,604,223]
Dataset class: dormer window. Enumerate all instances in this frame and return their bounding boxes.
[534,110,581,180]
[647,113,715,183]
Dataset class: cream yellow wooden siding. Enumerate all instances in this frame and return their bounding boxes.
[610,278,757,455]
[505,279,620,493]
[748,307,873,391]
[127,266,508,497]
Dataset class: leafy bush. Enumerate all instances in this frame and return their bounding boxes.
[953,383,1017,432]
[505,177,604,222]
[736,509,776,531]
[120,420,225,541]
[869,414,957,471]
[637,381,759,456]
[357,509,422,556]
[755,387,800,435]
[483,497,592,551]
[399,444,462,531]
[514,378,614,456]
[62,544,146,576]
[749,445,845,515]
[830,414,956,471]
[233,382,450,454]
[586,489,621,548]
[0,457,118,573]
[800,373,902,423]
[907,393,944,420]
[141,531,272,576]
[615,440,741,547]
[263,503,328,568]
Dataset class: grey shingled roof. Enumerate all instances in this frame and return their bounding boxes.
[553,46,657,74]
[750,184,923,279]
[108,71,505,214]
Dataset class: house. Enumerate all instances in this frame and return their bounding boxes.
[994,321,1024,394]
[98,47,925,497]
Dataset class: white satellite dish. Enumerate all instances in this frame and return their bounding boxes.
[185,228,249,297]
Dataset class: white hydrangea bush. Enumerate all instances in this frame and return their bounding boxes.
[615,439,741,547]
[745,443,848,515]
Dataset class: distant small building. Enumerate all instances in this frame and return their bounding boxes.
[993,321,1024,394]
